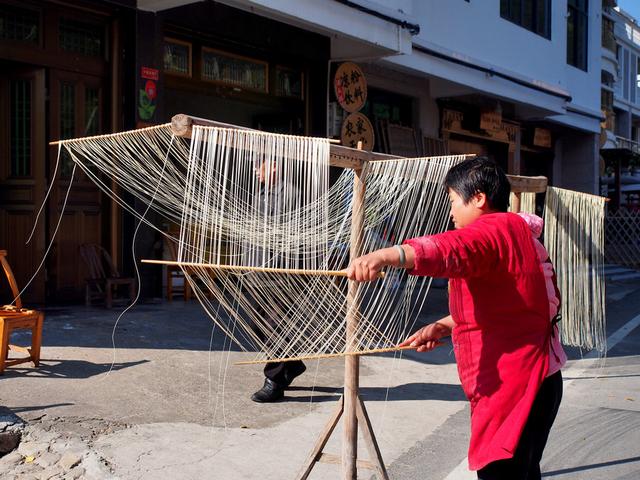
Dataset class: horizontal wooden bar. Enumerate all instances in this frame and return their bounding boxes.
[141,259,385,279]
[233,343,446,365]
[8,345,31,354]
[4,357,33,366]
[507,174,548,193]
[49,124,170,146]
[50,115,554,194]
[171,114,404,169]
[318,453,375,470]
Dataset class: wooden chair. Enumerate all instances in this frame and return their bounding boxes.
[0,250,44,374]
[165,238,192,302]
[79,244,136,308]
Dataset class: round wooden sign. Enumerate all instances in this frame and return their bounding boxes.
[334,62,367,113]
[341,112,374,151]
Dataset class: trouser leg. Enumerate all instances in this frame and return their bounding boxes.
[264,360,306,386]
[477,371,563,480]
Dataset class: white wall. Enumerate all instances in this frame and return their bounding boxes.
[613,9,640,117]
[407,0,601,129]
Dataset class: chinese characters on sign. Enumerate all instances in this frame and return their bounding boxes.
[341,112,374,150]
[334,62,373,150]
[334,62,367,113]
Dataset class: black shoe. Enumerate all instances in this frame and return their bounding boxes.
[283,362,307,387]
[251,378,284,403]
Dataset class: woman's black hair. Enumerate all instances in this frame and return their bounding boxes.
[444,156,511,212]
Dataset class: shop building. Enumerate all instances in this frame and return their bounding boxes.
[1,0,605,302]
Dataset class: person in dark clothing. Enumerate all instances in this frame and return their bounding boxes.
[249,159,306,403]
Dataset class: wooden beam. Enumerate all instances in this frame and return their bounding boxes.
[170,114,400,169]
[234,345,423,366]
[507,174,548,193]
[343,143,366,479]
[318,453,376,470]
[140,259,384,279]
[170,113,252,137]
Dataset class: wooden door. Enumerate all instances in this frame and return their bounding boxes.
[48,70,106,301]
[0,66,46,303]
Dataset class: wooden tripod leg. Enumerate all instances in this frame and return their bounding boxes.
[356,396,390,480]
[296,395,344,480]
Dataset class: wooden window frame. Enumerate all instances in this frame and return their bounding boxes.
[201,46,269,93]
[163,37,192,78]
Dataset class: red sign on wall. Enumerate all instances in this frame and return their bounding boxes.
[141,67,159,81]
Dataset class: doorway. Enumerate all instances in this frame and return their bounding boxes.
[0,64,46,302]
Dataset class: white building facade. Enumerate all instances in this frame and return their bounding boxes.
[599,1,640,209]
[140,0,604,193]
[609,5,640,141]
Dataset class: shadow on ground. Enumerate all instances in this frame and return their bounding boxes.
[0,359,148,380]
[283,381,466,403]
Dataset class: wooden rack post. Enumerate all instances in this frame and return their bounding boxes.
[295,142,389,480]
[343,152,364,478]
[508,174,548,214]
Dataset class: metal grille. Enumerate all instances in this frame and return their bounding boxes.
[606,208,640,267]
[163,40,190,75]
[10,79,31,177]
[202,49,267,92]
[59,18,103,57]
[0,5,39,44]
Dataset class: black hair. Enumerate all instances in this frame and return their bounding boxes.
[444,156,511,212]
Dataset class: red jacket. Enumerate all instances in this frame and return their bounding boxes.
[404,212,550,470]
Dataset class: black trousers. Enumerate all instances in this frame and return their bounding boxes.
[264,360,305,386]
[249,303,306,387]
[477,370,563,480]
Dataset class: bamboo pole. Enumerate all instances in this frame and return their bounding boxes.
[140,259,384,278]
[234,344,428,365]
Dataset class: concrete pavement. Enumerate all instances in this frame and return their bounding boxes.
[0,276,639,479]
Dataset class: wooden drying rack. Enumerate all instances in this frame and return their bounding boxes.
[155,114,549,480]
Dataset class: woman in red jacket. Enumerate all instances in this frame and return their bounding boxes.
[347,156,563,480]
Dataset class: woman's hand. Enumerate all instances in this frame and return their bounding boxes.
[398,316,453,352]
[346,245,415,282]
[346,250,389,282]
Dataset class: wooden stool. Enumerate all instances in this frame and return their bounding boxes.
[0,251,44,374]
[165,238,192,302]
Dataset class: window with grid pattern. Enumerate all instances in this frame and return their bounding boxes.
[0,5,39,44]
[201,48,267,92]
[59,18,103,57]
[10,80,31,177]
